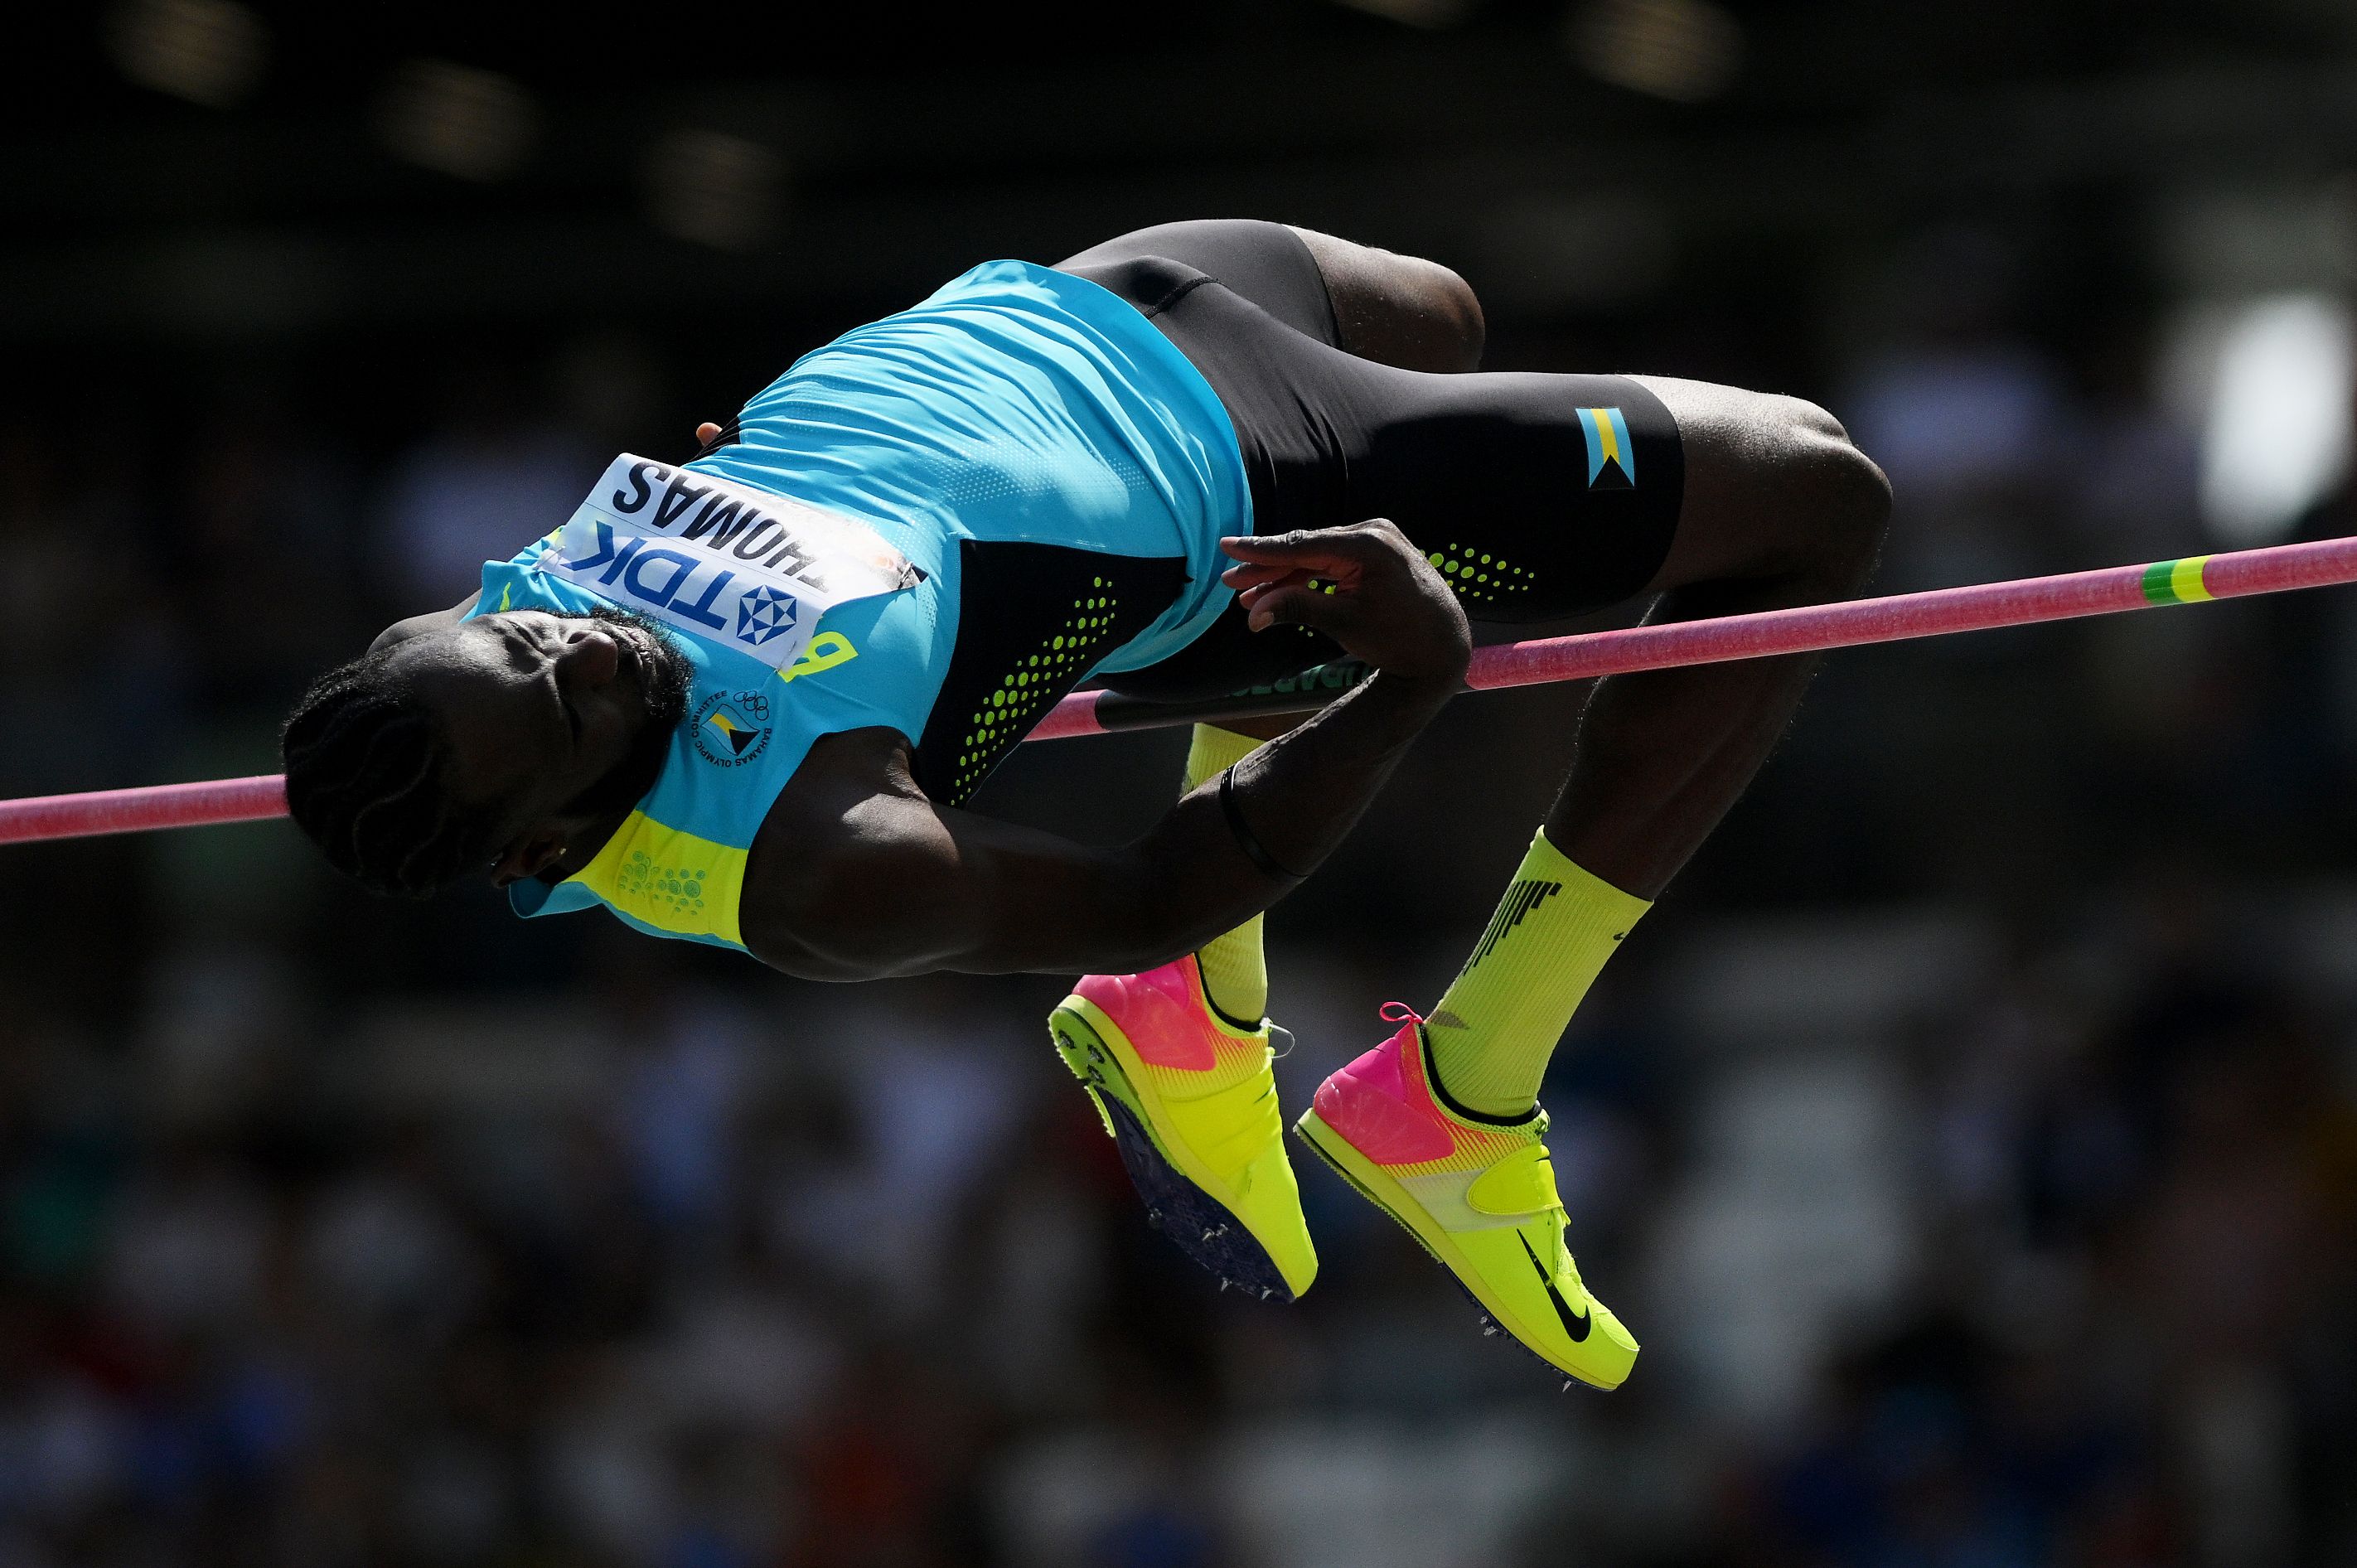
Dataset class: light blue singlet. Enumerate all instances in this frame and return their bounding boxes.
[472,259,1251,950]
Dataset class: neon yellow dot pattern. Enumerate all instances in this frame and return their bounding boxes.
[611,851,709,917]
[570,811,748,946]
[950,576,1123,798]
[1426,544,1533,606]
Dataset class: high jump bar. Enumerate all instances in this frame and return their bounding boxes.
[4,535,2355,847]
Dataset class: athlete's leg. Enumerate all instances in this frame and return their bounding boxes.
[1095,254,1890,906]
[1061,234,1889,1364]
[1058,223,1489,1016]
[1286,226,1485,374]
[1217,225,1484,747]
[1074,225,1484,720]
[1057,219,1483,381]
[1176,231,1485,1013]
[1057,220,1345,346]
[1423,381,1885,1117]
[1283,367,1883,1386]
[1034,221,1492,1301]
[1546,380,1888,896]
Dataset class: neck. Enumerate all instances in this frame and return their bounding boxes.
[540,730,673,882]
[541,801,639,883]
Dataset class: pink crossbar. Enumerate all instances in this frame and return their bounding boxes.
[7,535,2356,844]
[0,775,288,846]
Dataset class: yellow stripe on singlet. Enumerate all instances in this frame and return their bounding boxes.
[571,811,747,946]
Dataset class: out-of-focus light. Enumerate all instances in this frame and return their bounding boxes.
[1329,0,1482,25]
[143,230,336,335]
[376,60,540,182]
[1478,192,1676,313]
[2180,294,2354,545]
[1566,0,1741,103]
[106,0,267,109]
[642,130,783,251]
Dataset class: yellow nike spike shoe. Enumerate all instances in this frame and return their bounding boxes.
[1049,956,1317,1301]
[1295,1005,1638,1389]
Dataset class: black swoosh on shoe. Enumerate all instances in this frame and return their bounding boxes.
[1518,1233,1591,1343]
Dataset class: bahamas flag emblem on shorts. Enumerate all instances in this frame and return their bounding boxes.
[1578,407,1635,489]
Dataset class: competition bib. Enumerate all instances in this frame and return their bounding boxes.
[534,453,923,672]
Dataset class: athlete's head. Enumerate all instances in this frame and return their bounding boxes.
[282,607,694,897]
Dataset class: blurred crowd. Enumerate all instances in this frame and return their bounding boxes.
[4,205,2357,1568]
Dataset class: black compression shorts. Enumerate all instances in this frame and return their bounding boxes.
[1056,220,1686,703]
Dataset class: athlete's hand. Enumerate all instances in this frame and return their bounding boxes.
[1219,521,1471,690]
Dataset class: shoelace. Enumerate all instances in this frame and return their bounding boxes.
[1266,1022,1296,1061]
[1377,1001,1425,1027]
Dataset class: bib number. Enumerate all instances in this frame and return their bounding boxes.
[535,453,922,673]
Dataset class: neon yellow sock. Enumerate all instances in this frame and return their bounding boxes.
[1184,724,1268,1021]
[1425,827,1651,1117]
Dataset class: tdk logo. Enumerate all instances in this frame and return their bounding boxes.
[540,453,921,675]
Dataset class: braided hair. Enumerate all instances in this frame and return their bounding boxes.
[280,650,503,898]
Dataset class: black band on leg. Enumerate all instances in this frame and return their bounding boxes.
[1219,767,1308,883]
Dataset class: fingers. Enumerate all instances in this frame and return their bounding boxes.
[1225,516,1467,684]
[1221,520,1406,552]
[1221,538,1349,574]
[1221,559,1314,592]
[1221,520,1401,567]
[1222,533,1309,561]
[1235,579,1294,610]
[1222,523,1414,592]
[1245,583,1349,635]
[1220,520,1433,640]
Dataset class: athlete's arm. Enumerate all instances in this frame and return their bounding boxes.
[370,592,481,655]
[740,522,1471,980]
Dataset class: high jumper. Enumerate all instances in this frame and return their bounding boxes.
[263,218,1893,1389]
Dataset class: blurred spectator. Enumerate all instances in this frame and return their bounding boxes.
[0,424,182,797]
[1846,225,2076,593]
[375,353,598,611]
[161,398,365,712]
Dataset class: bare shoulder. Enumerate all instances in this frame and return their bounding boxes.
[741,728,949,979]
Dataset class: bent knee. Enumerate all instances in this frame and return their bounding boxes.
[1746,393,1889,589]
[1636,376,1889,596]
[1769,392,1851,444]
[1796,418,1890,588]
[1403,257,1486,370]
[1290,225,1486,372]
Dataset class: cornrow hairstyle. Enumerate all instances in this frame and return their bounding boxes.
[280,650,503,898]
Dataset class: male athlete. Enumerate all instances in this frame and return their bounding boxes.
[283,220,1889,1390]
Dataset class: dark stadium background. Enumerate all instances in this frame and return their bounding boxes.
[4,2,2356,1563]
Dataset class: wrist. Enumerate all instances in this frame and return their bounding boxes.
[1363,664,1465,714]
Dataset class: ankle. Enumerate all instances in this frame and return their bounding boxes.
[1420,1027,1541,1125]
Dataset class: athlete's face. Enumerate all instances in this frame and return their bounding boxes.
[389,607,694,887]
